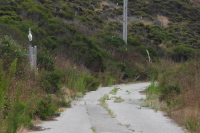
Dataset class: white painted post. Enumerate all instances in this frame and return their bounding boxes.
[28,28,37,72]
[146,49,151,62]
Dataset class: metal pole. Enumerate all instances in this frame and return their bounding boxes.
[125,0,128,43]
[33,46,37,70]
[123,0,128,44]
[31,46,34,70]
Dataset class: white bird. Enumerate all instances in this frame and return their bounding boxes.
[28,28,32,41]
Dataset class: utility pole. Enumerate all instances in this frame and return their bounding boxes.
[123,0,128,44]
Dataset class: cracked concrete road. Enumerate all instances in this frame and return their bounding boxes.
[29,82,185,133]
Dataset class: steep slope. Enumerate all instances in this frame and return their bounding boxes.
[0,0,199,132]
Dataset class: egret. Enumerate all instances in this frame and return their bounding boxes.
[28,28,32,41]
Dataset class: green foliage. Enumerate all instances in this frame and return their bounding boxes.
[153,20,163,27]
[0,59,17,112]
[114,97,124,103]
[42,36,59,49]
[0,59,32,133]
[99,94,110,104]
[103,36,125,47]
[40,70,63,94]
[0,36,26,69]
[135,45,158,61]
[109,87,120,95]
[98,72,117,86]
[124,63,149,80]
[35,96,57,120]
[66,68,100,93]
[146,79,159,95]
[84,74,100,91]
[128,37,141,46]
[158,70,181,100]
[70,36,107,72]
[186,116,200,132]
[168,45,200,62]
[37,52,54,71]
[6,89,32,133]
[0,0,9,5]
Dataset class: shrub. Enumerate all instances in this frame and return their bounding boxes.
[0,59,32,133]
[37,52,54,71]
[35,96,57,120]
[135,45,158,61]
[6,89,32,133]
[128,37,141,46]
[0,0,8,5]
[103,36,125,47]
[168,45,200,62]
[84,74,100,91]
[0,36,26,73]
[40,70,63,94]
[66,68,100,92]
[42,36,59,49]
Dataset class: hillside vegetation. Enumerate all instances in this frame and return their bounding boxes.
[0,0,199,132]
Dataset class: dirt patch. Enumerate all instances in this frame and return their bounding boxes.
[16,126,28,133]
[95,1,120,11]
[101,1,110,6]
[190,0,200,6]
[141,19,153,25]
[32,116,43,125]
[29,126,50,132]
[157,15,170,27]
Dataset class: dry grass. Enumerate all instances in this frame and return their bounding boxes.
[190,0,200,6]
[101,1,110,6]
[95,1,120,11]
[153,60,200,133]
[114,97,124,103]
[16,126,28,133]
[157,15,170,27]
[141,19,153,25]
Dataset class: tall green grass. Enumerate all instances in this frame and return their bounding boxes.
[66,68,100,93]
[0,59,32,133]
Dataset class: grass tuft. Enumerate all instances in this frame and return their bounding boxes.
[114,97,124,103]
[109,87,120,95]
[99,94,116,118]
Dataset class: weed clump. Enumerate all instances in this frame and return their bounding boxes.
[109,87,120,95]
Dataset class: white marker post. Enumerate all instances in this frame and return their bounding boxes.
[28,28,37,72]
[146,49,151,62]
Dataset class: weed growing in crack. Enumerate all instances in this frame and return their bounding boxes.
[126,90,130,94]
[91,127,97,133]
[109,87,120,95]
[114,97,124,103]
[99,94,116,118]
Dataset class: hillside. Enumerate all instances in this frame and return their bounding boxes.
[0,0,199,132]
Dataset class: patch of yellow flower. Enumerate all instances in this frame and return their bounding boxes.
[57,108,66,112]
